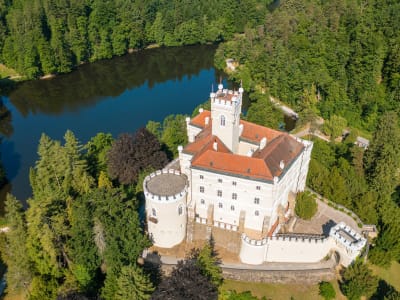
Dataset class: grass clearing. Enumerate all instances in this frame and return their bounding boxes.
[220,279,346,300]
[369,261,400,291]
[0,64,21,80]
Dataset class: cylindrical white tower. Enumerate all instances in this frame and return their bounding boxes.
[144,169,188,248]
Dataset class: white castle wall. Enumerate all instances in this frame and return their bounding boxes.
[239,234,333,265]
[144,170,188,248]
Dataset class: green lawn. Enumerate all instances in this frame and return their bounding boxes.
[220,279,346,300]
[370,261,400,292]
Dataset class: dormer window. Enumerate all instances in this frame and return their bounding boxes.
[220,115,226,126]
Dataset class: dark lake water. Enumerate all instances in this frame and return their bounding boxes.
[0,45,237,207]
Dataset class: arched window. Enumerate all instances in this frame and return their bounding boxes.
[152,208,157,217]
[178,205,183,216]
[255,210,259,216]
[218,203,223,209]
[200,199,205,205]
[230,205,235,211]
[220,115,226,126]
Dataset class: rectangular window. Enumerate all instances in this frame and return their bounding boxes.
[232,193,237,200]
[200,175,204,179]
[218,202,223,209]
[217,190,222,197]
[256,186,261,190]
[232,181,237,186]
[218,178,222,183]
[200,186,204,193]
[254,197,260,204]
[230,205,235,211]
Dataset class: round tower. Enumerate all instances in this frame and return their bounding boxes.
[143,169,188,248]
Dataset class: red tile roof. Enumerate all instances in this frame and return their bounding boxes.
[190,110,211,128]
[186,110,304,181]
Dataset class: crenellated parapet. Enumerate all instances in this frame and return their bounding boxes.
[144,168,188,248]
[143,169,187,204]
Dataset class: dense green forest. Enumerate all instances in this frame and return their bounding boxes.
[215,0,400,131]
[0,0,268,78]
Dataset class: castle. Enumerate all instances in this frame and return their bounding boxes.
[144,83,365,266]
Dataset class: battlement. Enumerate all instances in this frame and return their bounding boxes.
[143,169,188,203]
[241,233,327,247]
[330,222,366,254]
[211,89,242,107]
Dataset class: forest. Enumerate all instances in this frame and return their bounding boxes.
[0,0,399,298]
[0,0,267,78]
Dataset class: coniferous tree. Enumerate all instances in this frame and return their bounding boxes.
[0,194,32,294]
[115,264,154,300]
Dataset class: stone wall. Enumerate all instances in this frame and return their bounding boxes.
[159,263,335,284]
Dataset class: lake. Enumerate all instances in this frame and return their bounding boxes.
[0,45,238,207]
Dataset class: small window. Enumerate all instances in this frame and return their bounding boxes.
[178,206,183,215]
[200,199,205,205]
[152,208,156,217]
[254,198,260,204]
[218,178,222,183]
[255,210,259,216]
[200,186,205,193]
[232,193,237,200]
[230,205,235,211]
[220,115,226,126]
[200,175,204,179]
[256,186,261,190]
[218,202,223,209]
[232,181,237,186]
[217,190,222,197]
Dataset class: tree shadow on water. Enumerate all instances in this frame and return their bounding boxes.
[1,140,20,181]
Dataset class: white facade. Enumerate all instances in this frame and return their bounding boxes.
[145,83,365,265]
[144,170,187,248]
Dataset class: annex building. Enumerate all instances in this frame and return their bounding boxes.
[144,83,365,266]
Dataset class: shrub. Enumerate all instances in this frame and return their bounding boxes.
[319,281,336,300]
[295,191,317,220]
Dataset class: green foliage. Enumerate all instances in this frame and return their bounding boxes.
[115,264,154,300]
[195,240,223,287]
[294,191,317,220]
[161,114,188,157]
[341,260,379,300]
[0,0,267,78]
[318,281,336,300]
[0,194,32,293]
[215,0,400,131]
[85,132,114,180]
[2,130,153,298]
[245,92,282,129]
[323,115,347,140]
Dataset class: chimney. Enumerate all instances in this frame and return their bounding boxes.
[260,137,267,150]
[205,116,210,125]
[239,124,244,136]
[279,160,285,170]
[213,140,218,151]
[185,117,190,125]
[199,108,204,113]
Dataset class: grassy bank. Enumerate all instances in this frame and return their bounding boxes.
[220,279,346,299]
[370,261,400,292]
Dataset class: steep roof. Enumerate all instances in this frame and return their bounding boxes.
[186,110,304,181]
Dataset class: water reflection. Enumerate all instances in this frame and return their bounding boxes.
[0,99,13,137]
[9,45,218,116]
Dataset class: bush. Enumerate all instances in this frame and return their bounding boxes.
[295,191,317,220]
[319,281,336,300]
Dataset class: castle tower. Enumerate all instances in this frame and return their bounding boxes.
[210,83,244,153]
[143,169,188,248]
